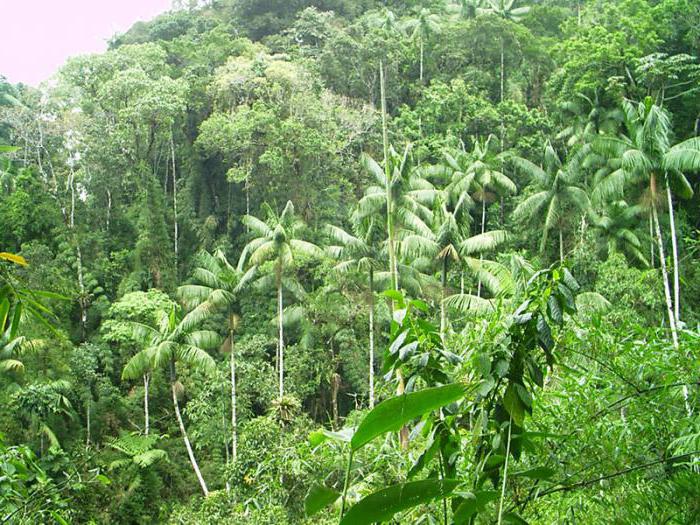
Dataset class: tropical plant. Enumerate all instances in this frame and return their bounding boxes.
[326,219,385,408]
[591,200,648,266]
[512,141,591,263]
[121,306,220,496]
[178,249,255,470]
[593,98,700,346]
[402,8,441,84]
[238,201,322,399]
[107,432,168,504]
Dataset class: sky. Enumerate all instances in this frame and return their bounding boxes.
[0,0,173,86]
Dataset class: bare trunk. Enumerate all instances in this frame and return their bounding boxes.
[170,361,209,496]
[230,330,237,464]
[380,61,397,293]
[397,368,409,450]
[559,228,564,264]
[500,38,505,104]
[419,38,424,84]
[649,214,655,267]
[278,278,284,399]
[331,372,341,429]
[477,199,486,297]
[170,129,179,274]
[666,183,680,324]
[440,258,448,340]
[368,269,375,409]
[144,373,150,435]
[106,189,111,231]
[85,397,91,448]
[652,203,679,348]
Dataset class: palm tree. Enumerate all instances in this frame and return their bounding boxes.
[355,146,438,293]
[593,98,699,346]
[403,9,441,84]
[402,195,509,337]
[478,0,530,103]
[512,142,591,263]
[121,306,220,497]
[326,218,386,408]
[178,249,255,471]
[238,201,322,399]
[591,201,648,266]
[556,90,621,148]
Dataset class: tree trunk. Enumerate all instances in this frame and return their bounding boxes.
[397,368,409,450]
[649,214,655,267]
[500,37,505,104]
[85,397,91,448]
[666,183,680,324]
[170,361,209,496]
[477,199,487,297]
[331,372,341,429]
[277,278,285,399]
[379,61,397,293]
[559,228,564,264]
[419,37,424,84]
[144,373,150,435]
[230,330,237,464]
[368,269,375,409]
[652,203,679,349]
[170,129,179,275]
[440,257,448,340]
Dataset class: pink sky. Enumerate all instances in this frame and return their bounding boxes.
[0,0,173,86]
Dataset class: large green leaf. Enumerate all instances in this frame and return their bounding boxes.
[453,490,499,524]
[351,384,467,450]
[339,479,461,525]
[305,484,340,516]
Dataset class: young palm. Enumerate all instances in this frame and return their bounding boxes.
[403,8,441,84]
[594,98,699,345]
[512,142,591,263]
[402,196,509,335]
[178,249,255,469]
[238,201,322,399]
[591,201,648,266]
[355,145,438,293]
[326,218,385,408]
[121,306,220,497]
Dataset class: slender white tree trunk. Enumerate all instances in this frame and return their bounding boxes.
[559,228,564,264]
[477,199,486,297]
[419,37,424,84]
[170,362,209,496]
[649,214,655,267]
[440,259,448,340]
[144,373,150,435]
[368,270,375,409]
[230,330,237,464]
[652,203,679,348]
[170,130,179,272]
[666,183,680,324]
[85,397,91,448]
[278,280,284,399]
[500,38,505,104]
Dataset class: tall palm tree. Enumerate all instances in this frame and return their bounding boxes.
[593,98,699,346]
[238,201,322,399]
[512,142,591,263]
[122,306,220,497]
[556,90,621,148]
[591,201,648,266]
[326,218,385,408]
[478,0,530,103]
[178,249,255,472]
[403,9,441,84]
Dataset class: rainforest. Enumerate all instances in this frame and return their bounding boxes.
[1,0,699,523]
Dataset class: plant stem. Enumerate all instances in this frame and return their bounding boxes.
[339,448,354,521]
[497,416,513,525]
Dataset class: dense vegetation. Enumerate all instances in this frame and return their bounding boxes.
[1,0,700,523]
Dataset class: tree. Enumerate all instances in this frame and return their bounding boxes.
[326,219,385,408]
[121,306,220,496]
[594,98,700,347]
[513,142,591,263]
[478,0,531,103]
[238,201,322,399]
[403,9,441,84]
[178,249,255,470]
[591,200,648,266]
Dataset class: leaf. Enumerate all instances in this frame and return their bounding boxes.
[503,384,525,427]
[513,466,555,480]
[305,484,340,516]
[0,252,27,266]
[351,384,467,450]
[503,512,530,524]
[453,490,499,524]
[309,427,353,446]
[339,479,461,525]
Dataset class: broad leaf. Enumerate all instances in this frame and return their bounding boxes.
[351,384,467,450]
[339,479,461,525]
[305,484,340,516]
